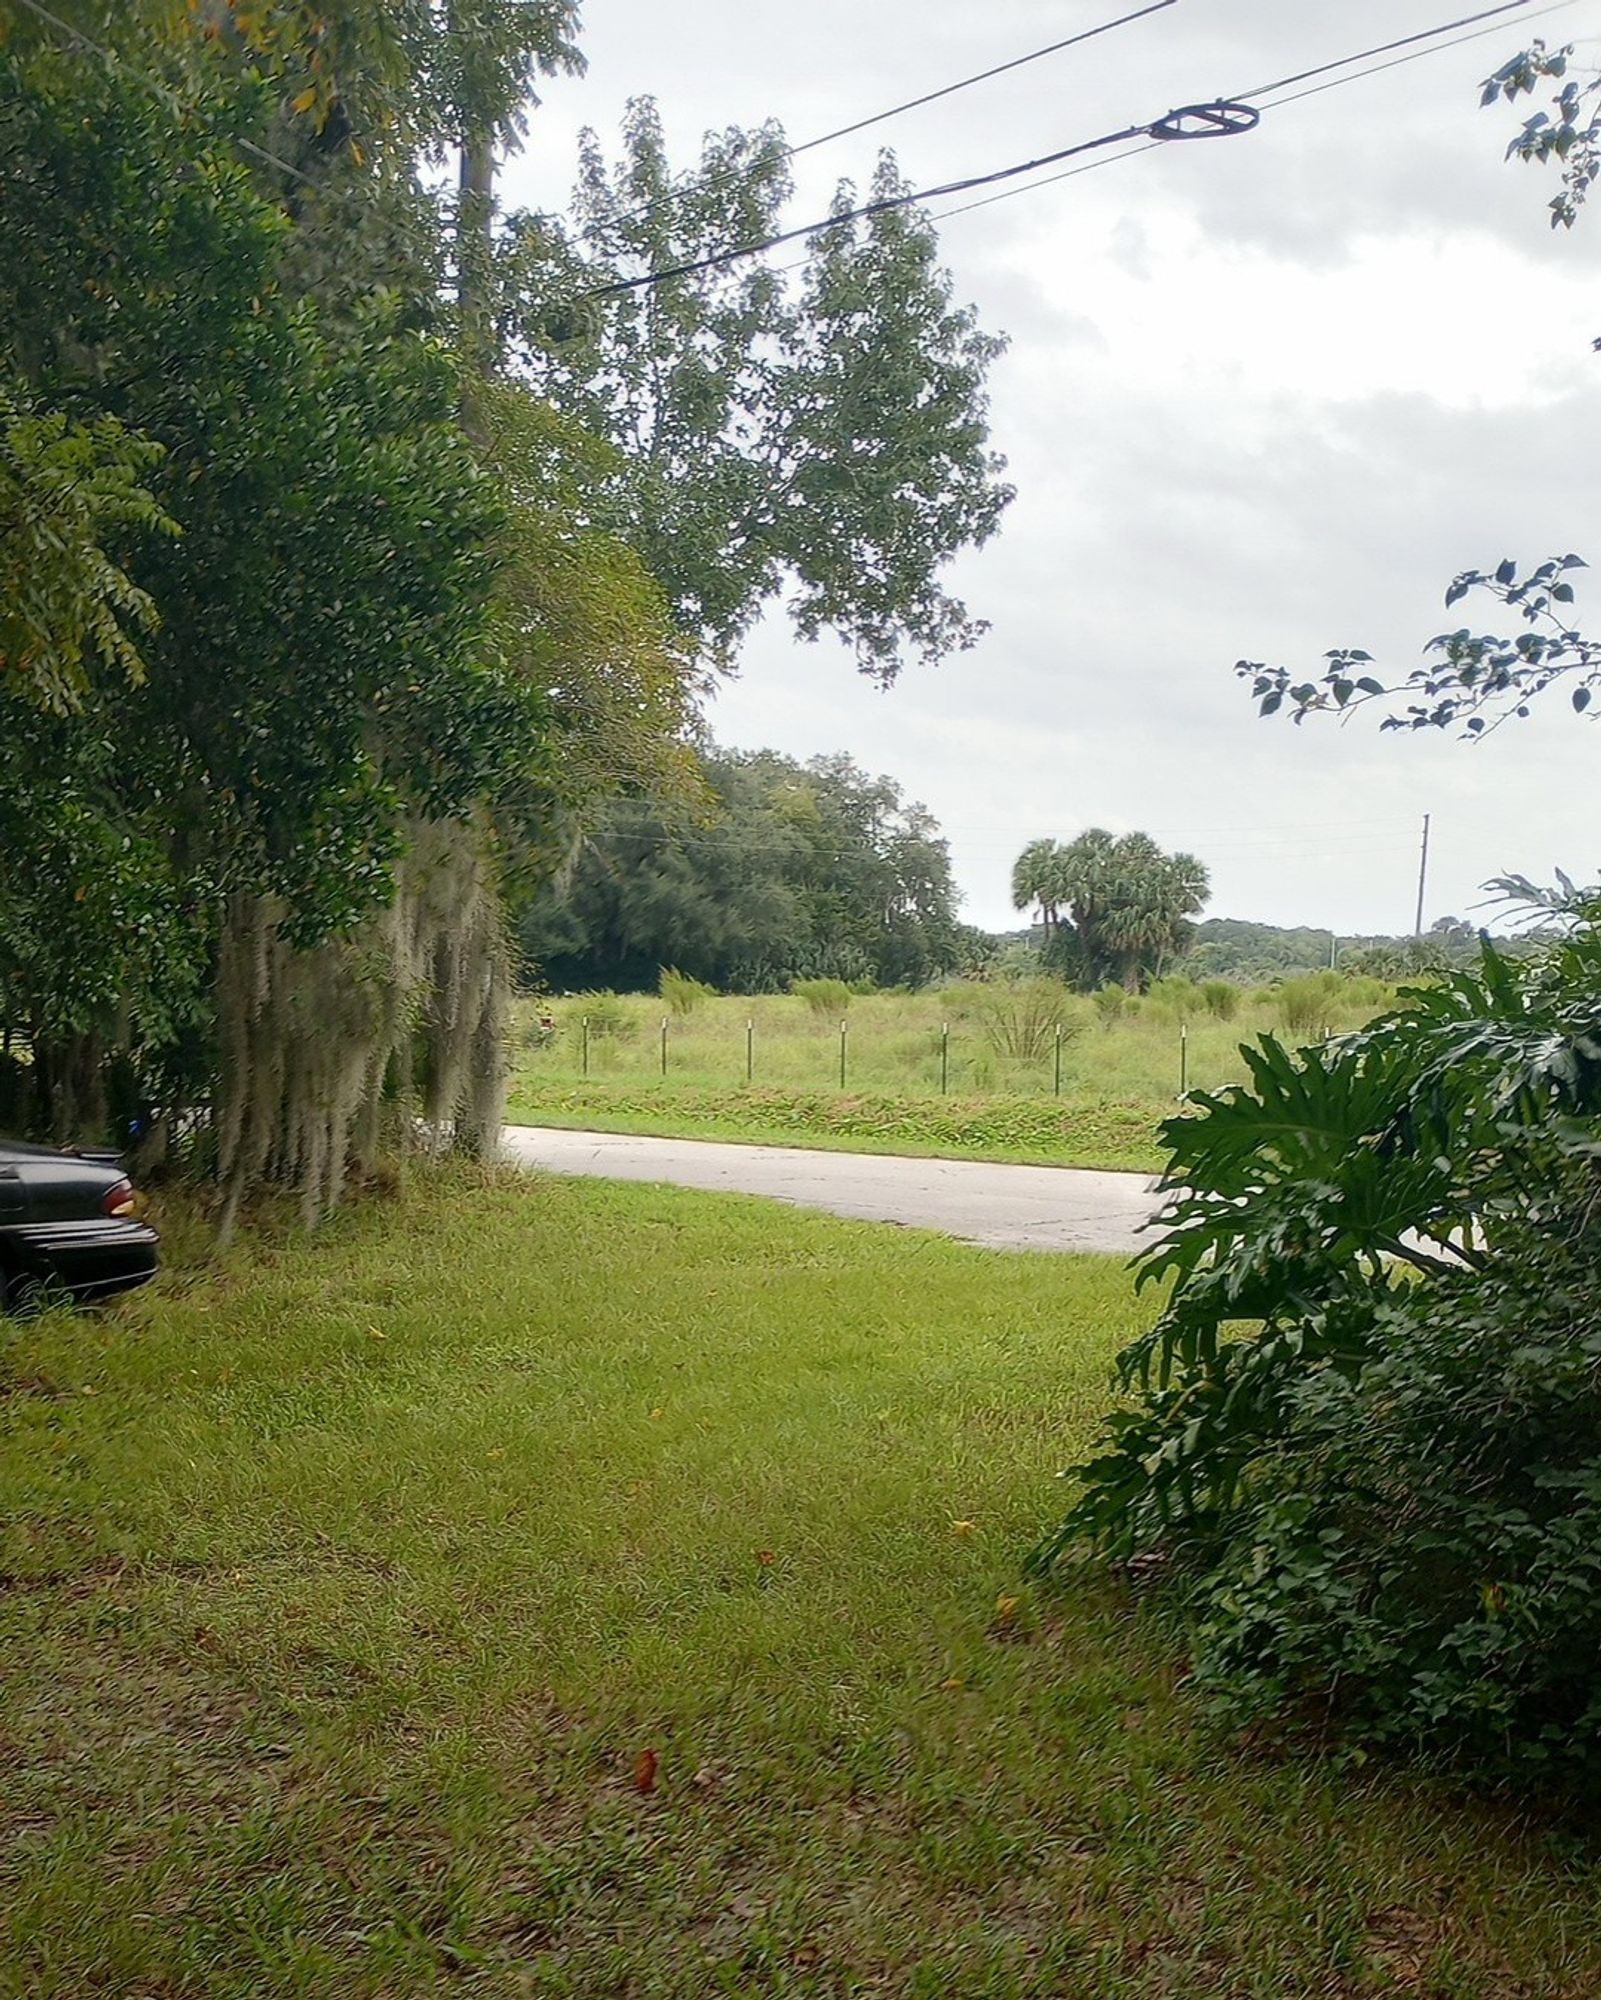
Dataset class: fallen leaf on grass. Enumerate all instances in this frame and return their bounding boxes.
[989,1592,1034,1643]
[951,1520,976,1537]
[634,1747,659,1795]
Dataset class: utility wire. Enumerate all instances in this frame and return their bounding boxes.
[609,0,1181,231]
[923,0,1573,230]
[920,0,1568,230]
[1234,0,1537,99]
[608,0,1527,241]
[1252,0,1576,113]
[590,113,1167,295]
[591,0,1538,297]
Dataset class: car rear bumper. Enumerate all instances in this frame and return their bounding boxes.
[1,1218,160,1301]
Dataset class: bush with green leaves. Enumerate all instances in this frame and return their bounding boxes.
[1091,983,1129,1029]
[1144,976,1201,1022]
[1273,971,1344,1038]
[568,994,639,1045]
[1199,979,1240,1021]
[1037,899,1601,1791]
[792,977,854,1019]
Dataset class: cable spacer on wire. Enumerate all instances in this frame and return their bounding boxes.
[1147,100,1261,142]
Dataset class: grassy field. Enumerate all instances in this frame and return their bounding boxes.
[3,1166,1599,1997]
[509,983,1387,1171]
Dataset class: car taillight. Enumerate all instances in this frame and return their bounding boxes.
[102,1179,137,1218]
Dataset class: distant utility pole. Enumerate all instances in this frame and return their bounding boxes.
[1414,813,1432,939]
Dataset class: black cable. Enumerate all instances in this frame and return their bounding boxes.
[1234,0,1532,100]
[588,116,1160,296]
[590,0,1541,296]
[1254,0,1574,114]
[609,0,1181,232]
[923,0,1571,231]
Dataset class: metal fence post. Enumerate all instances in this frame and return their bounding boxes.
[661,1015,669,1078]
[746,1017,754,1085]
[1180,1021,1189,1099]
[1054,1024,1063,1097]
[839,1019,848,1091]
[582,1016,590,1078]
[941,1022,949,1095]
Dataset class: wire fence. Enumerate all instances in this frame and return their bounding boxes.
[528,1012,1207,1102]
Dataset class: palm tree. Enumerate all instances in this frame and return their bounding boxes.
[1053,830,1210,989]
[1011,838,1067,937]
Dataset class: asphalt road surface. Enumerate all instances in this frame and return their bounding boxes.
[502,1126,1167,1255]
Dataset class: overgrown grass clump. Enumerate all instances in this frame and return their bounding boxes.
[2,1168,1599,1995]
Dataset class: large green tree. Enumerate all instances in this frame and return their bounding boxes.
[523,748,962,993]
[0,0,1012,1213]
[509,104,1013,679]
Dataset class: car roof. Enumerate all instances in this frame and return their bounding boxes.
[0,1138,122,1166]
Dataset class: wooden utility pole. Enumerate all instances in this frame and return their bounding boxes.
[1414,813,1432,939]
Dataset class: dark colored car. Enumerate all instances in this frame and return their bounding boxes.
[0,1140,160,1311]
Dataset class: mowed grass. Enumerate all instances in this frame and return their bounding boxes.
[2,1169,1598,1998]
[508,1084,1167,1172]
[509,988,1381,1171]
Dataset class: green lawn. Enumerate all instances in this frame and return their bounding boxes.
[505,1083,1168,1173]
[3,1169,1598,1997]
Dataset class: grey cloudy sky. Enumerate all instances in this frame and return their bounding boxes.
[502,0,1601,936]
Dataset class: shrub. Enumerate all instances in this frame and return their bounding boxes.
[1040,906,1601,1792]
[1144,977,1201,1022]
[567,993,639,1045]
[792,977,854,1019]
[1092,984,1128,1030]
[1341,974,1395,1013]
[1199,979,1239,1021]
[990,941,1042,984]
[970,978,1081,1061]
[660,967,715,1016]
[1275,971,1342,1038]
[517,999,558,1052]
[1184,1222,1601,1786]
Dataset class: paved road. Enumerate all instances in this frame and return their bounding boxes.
[502,1126,1168,1255]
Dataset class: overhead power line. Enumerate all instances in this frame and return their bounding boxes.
[924,0,1574,230]
[611,0,1182,231]
[1234,0,1536,99]
[590,0,1539,298]
[591,101,1262,297]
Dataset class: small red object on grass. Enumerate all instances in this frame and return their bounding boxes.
[634,1747,660,1795]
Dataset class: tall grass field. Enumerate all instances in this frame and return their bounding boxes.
[509,977,1395,1171]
